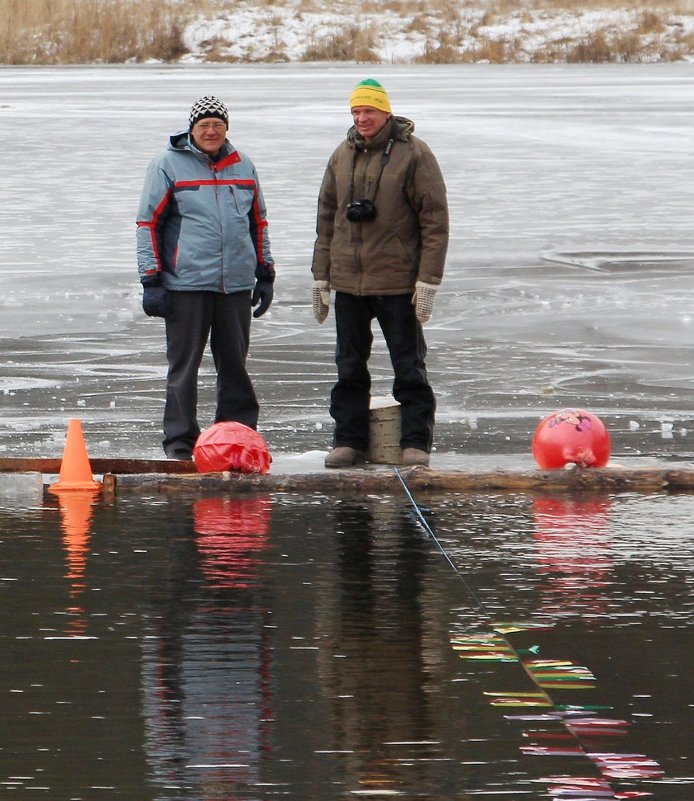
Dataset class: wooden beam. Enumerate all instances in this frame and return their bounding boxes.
[4,458,694,496]
[0,457,195,475]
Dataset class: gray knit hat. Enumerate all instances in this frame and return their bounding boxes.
[189,95,229,129]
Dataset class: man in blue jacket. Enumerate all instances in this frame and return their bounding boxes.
[137,95,275,460]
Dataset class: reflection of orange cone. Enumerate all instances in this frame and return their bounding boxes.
[48,419,102,494]
[58,491,95,596]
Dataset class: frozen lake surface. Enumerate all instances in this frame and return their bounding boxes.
[1,63,694,464]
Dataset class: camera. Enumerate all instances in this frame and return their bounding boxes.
[346,199,377,223]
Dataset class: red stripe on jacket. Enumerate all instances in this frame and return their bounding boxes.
[174,179,256,189]
[136,187,173,275]
[250,187,268,265]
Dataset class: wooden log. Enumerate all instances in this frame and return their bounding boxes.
[102,465,694,497]
[406,467,671,493]
[102,468,402,497]
[4,456,694,497]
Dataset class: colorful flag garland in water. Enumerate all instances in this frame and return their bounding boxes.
[450,621,664,797]
[393,472,665,798]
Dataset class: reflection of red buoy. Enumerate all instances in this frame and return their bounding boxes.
[193,497,271,537]
[193,497,271,589]
[532,408,610,469]
[532,496,612,580]
[193,421,271,474]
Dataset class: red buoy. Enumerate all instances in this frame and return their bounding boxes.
[532,408,610,469]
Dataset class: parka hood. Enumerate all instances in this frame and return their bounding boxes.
[168,129,192,151]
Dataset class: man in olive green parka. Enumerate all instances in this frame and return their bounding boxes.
[312,78,449,469]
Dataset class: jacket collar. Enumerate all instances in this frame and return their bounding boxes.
[168,129,233,162]
[348,115,414,149]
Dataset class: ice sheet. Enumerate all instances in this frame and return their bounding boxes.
[1,63,694,461]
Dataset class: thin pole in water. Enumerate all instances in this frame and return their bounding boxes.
[394,467,491,619]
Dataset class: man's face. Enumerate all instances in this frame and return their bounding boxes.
[351,106,390,141]
[191,117,227,155]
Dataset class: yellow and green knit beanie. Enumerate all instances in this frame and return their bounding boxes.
[349,78,392,113]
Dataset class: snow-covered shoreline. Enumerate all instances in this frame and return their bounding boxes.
[4,1,693,65]
[179,1,694,64]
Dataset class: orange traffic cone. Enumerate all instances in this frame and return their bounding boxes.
[48,419,102,494]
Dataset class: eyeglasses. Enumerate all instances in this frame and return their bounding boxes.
[195,121,226,132]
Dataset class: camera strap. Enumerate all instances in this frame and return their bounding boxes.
[349,122,397,204]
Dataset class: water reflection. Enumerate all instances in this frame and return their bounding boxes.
[0,491,692,799]
[532,496,613,619]
[142,495,273,799]
[193,496,272,590]
[57,491,96,592]
[315,502,442,797]
[56,489,100,637]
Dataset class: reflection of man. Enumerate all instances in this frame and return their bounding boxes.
[315,502,440,793]
[312,79,449,468]
[141,496,273,796]
[137,96,275,460]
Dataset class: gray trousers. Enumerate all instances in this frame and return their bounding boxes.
[162,290,259,453]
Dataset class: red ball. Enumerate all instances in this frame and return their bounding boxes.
[532,408,610,469]
[193,422,271,474]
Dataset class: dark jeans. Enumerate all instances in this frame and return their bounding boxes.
[331,292,435,452]
[162,290,259,453]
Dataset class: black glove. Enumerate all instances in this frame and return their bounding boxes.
[141,277,170,318]
[251,263,275,319]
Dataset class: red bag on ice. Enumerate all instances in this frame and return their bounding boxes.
[193,421,272,474]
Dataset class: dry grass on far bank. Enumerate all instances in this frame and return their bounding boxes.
[2,0,694,64]
[0,0,187,64]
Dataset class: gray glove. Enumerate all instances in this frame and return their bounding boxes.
[312,280,330,324]
[412,280,438,323]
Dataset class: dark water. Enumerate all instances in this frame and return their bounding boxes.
[1,488,692,799]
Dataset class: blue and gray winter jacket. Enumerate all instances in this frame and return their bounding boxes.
[136,131,274,292]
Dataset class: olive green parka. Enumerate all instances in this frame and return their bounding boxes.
[311,115,449,296]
